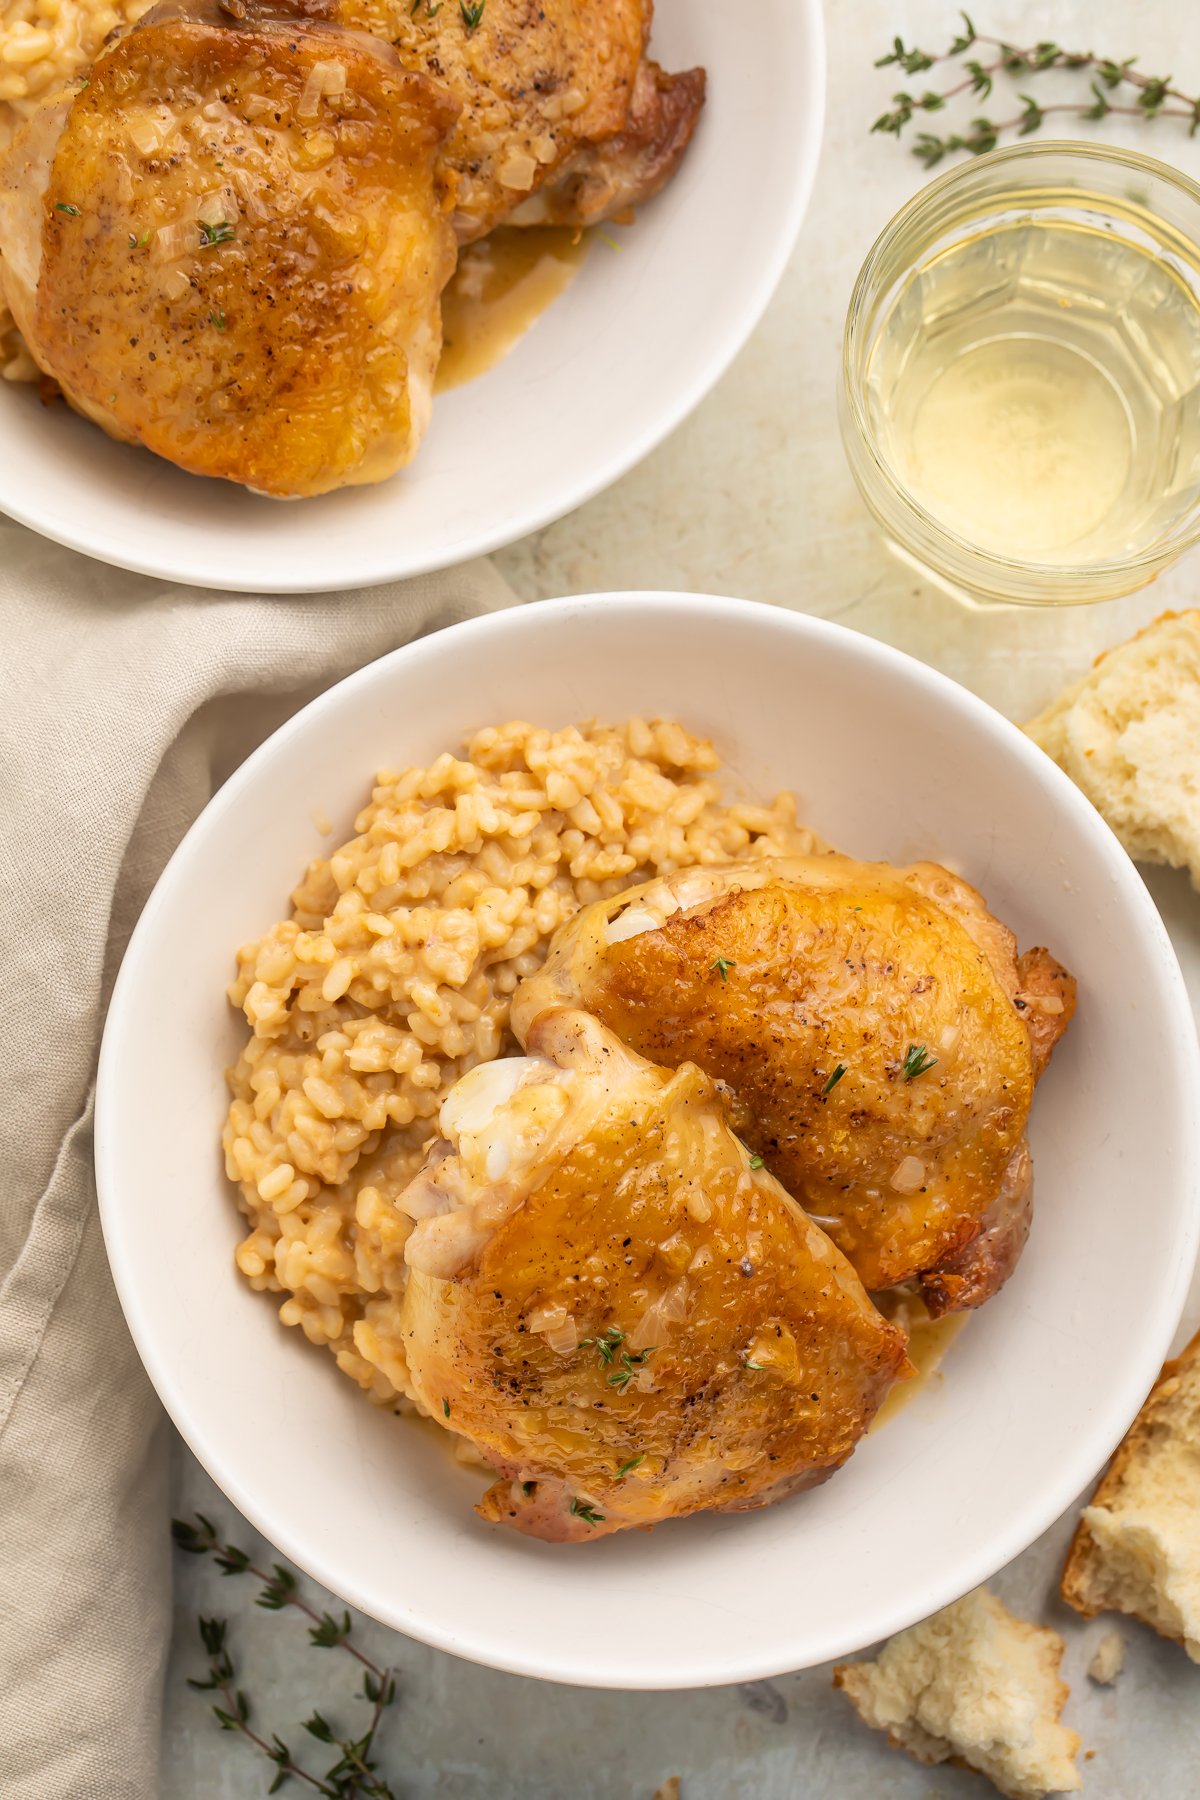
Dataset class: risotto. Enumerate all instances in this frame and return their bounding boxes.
[0,0,149,139]
[223,718,817,1410]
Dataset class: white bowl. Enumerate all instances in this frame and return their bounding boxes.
[96,594,1200,1686]
[0,2,823,592]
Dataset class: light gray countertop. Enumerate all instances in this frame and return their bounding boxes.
[164,3,1200,1793]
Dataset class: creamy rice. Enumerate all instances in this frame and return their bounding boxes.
[0,0,149,142]
[223,718,816,1408]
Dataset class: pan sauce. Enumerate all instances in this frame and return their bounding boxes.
[438,226,590,391]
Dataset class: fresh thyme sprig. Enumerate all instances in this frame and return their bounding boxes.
[607,1346,655,1393]
[873,12,1200,166]
[579,1324,625,1365]
[174,1514,398,1797]
[901,1043,938,1082]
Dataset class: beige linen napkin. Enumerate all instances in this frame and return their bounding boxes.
[0,516,516,1800]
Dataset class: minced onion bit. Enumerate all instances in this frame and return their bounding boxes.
[298,58,348,121]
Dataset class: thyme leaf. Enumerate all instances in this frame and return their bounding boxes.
[607,1347,655,1393]
[902,1043,938,1081]
[174,1514,398,1797]
[198,219,236,247]
[579,1325,624,1366]
[872,18,1200,161]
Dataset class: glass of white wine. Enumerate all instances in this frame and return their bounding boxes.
[841,142,1200,605]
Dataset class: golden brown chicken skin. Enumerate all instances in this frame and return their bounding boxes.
[336,0,704,240]
[396,1009,910,1542]
[0,2,458,495]
[512,857,1076,1313]
[506,57,706,230]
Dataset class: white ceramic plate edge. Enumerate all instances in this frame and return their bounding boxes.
[95,594,1200,1686]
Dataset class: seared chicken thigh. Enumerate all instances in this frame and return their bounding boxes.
[397,1009,909,1541]
[513,857,1076,1312]
[506,57,706,230]
[0,0,703,489]
[0,0,458,495]
[337,0,704,241]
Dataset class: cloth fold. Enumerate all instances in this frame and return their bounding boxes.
[0,517,516,1799]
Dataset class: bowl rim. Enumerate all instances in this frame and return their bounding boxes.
[0,2,826,593]
[841,136,1200,591]
[95,591,1200,1685]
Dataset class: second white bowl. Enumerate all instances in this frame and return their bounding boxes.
[96,593,1200,1686]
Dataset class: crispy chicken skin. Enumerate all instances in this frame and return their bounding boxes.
[0,1,458,496]
[396,1009,910,1542]
[513,857,1076,1313]
[336,0,704,240]
[507,58,706,230]
[0,0,704,488]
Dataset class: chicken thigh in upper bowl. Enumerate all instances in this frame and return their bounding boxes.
[0,1,459,496]
[0,0,705,495]
[335,0,705,243]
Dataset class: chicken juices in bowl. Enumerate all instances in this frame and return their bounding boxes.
[95,594,1200,1686]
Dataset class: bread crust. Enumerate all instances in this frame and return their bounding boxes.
[1060,1326,1200,1639]
[1024,609,1200,891]
[834,1589,1081,1800]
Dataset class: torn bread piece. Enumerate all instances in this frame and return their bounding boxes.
[1024,609,1200,890]
[1061,1328,1200,1660]
[1087,1630,1125,1686]
[834,1587,1082,1800]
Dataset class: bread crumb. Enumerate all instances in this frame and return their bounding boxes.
[1024,610,1200,890]
[1087,1629,1125,1685]
[1062,1328,1200,1660]
[652,1781,681,1800]
[834,1587,1081,1800]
